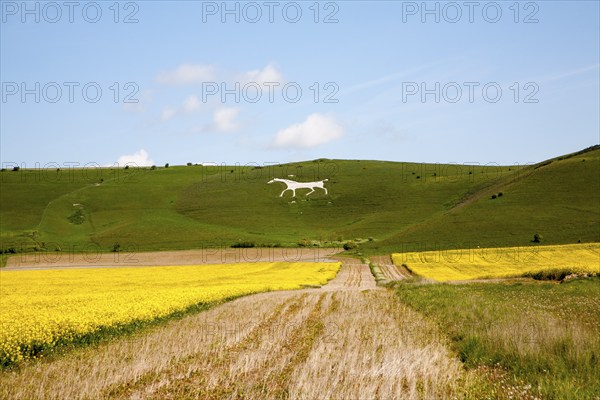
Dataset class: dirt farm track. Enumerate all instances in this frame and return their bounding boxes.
[3,247,341,270]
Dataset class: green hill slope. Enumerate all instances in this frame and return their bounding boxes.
[366,146,600,254]
[1,147,598,257]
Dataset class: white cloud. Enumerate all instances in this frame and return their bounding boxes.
[156,64,215,85]
[160,95,203,122]
[242,63,283,84]
[272,114,343,149]
[116,149,154,167]
[190,107,240,134]
[213,107,240,132]
[182,95,201,113]
[161,106,177,121]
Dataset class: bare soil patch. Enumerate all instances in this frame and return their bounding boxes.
[4,247,342,270]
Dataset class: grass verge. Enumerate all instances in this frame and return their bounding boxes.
[368,262,386,284]
[393,278,600,399]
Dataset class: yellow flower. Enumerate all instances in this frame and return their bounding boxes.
[392,243,599,282]
[0,262,340,364]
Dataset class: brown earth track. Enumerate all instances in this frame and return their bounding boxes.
[4,247,341,270]
[381,264,410,280]
[370,255,412,282]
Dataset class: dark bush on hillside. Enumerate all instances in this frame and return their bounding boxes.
[522,268,581,281]
[187,162,192,166]
[532,233,542,243]
[491,195,497,199]
[231,241,256,248]
[416,176,420,179]
[0,168,5,172]
[1,247,17,254]
[150,165,156,170]
[165,163,170,168]
[124,165,129,170]
[112,243,121,252]
[343,241,357,251]
[67,209,85,225]
[534,160,552,169]
[12,166,19,172]
[498,192,503,197]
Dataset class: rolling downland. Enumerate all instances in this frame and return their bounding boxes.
[2,146,598,259]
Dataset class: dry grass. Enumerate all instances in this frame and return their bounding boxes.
[368,255,411,285]
[287,290,475,399]
[394,279,600,399]
[379,263,410,281]
[0,264,479,399]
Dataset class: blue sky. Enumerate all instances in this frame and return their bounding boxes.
[1,0,599,167]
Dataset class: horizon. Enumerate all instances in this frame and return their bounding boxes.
[3,143,599,171]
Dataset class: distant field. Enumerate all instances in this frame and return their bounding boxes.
[392,243,600,281]
[0,262,340,366]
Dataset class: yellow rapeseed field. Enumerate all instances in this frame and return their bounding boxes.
[392,243,599,282]
[0,262,340,365]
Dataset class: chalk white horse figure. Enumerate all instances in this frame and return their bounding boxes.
[267,178,328,197]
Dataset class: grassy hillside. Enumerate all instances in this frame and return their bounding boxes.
[1,147,598,257]
[367,146,600,254]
